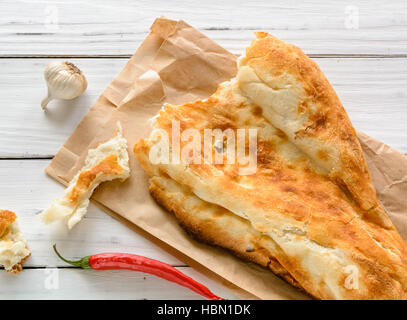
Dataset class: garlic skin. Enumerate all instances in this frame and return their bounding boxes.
[41,61,87,110]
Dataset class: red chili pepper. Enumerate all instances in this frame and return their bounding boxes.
[53,244,224,300]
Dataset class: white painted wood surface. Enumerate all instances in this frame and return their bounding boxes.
[0,268,237,300]
[1,0,407,56]
[0,0,406,300]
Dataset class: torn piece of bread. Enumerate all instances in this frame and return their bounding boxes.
[41,122,130,229]
[134,33,407,299]
[0,210,31,274]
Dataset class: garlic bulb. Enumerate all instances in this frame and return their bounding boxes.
[41,61,87,110]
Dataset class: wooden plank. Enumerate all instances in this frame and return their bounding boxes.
[0,159,185,267]
[1,0,407,56]
[0,267,238,299]
[0,58,120,158]
[1,57,407,156]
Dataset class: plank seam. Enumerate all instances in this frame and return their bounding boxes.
[0,156,53,160]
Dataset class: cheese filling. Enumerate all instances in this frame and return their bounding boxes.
[41,122,130,229]
[0,222,31,271]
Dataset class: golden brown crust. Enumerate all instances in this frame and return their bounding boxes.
[69,154,124,202]
[0,210,30,274]
[41,124,130,230]
[148,177,305,293]
[134,33,407,299]
[135,91,407,298]
[243,32,390,228]
[7,246,31,274]
[0,210,16,239]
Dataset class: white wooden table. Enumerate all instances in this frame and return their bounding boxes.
[1,0,406,300]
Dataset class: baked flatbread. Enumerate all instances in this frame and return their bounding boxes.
[134,33,407,299]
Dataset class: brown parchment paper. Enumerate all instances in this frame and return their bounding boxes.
[46,18,407,300]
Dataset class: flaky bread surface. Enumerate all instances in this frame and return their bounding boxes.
[41,122,130,229]
[134,33,407,299]
[238,33,389,227]
[0,210,31,273]
[149,175,303,292]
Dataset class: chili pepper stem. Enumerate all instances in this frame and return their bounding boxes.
[53,244,91,269]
